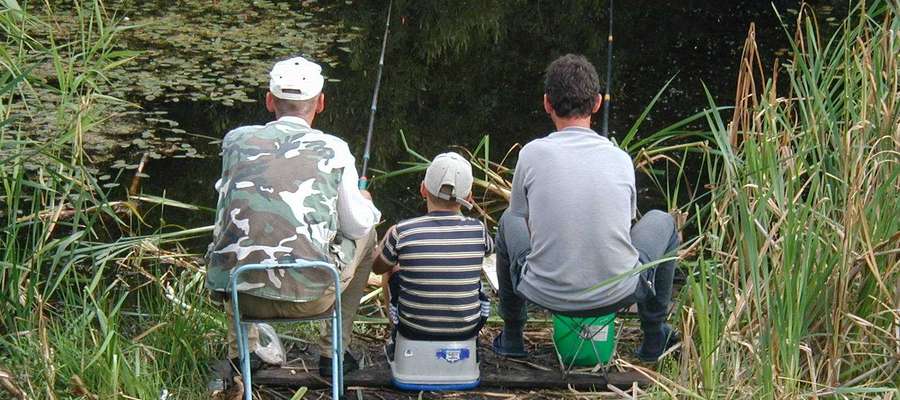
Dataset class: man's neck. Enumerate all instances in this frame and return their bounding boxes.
[551,115,592,131]
[275,112,315,126]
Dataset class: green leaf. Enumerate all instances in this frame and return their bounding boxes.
[289,387,308,400]
[0,0,21,11]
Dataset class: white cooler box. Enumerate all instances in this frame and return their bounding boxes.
[387,332,480,391]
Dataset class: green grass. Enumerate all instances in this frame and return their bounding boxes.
[1,2,222,399]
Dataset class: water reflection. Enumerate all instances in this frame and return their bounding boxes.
[135,0,840,238]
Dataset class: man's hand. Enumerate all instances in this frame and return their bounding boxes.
[360,189,372,201]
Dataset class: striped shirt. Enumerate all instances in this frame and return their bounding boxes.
[381,211,494,338]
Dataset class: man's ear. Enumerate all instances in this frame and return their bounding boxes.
[419,181,428,199]
[543,94,553,115]
[316,93,326,114]
[591,93,603,114]
[265,92,276,113]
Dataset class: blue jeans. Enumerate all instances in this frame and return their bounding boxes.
[495,209,680,334]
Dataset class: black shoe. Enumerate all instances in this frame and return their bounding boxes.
[491,331,528,358]
[635,324,681,362]
[228,352,271,375]
[318,351,359,377]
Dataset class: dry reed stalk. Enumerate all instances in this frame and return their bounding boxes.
[68,375,97,400]
[0,367,27,400]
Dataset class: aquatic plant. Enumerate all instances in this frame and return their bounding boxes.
[106,0,352,107]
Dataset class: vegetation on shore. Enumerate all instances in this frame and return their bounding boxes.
[663,2,899,398]
[1,2,220,398]
[1,1,897,399]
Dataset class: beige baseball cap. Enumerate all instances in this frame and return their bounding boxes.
[424,152,474,210]
[269,56,325,101]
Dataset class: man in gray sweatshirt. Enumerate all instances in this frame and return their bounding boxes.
[491,54,681,362]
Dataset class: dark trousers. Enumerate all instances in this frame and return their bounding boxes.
[495,209,680,334]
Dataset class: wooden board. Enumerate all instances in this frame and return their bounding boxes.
[252,367,650,391]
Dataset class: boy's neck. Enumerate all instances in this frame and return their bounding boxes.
[426,203,462,214]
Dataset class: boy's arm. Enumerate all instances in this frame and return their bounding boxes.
[372,254,395,275]
[372,225,400,274]
[482,223,495,254]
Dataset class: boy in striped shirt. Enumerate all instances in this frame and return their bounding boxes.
[373,152,493,343]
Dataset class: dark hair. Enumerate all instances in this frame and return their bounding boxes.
[272,94,318,116]
[544,54,601,118]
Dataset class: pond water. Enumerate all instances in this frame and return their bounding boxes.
[96,0,841,245]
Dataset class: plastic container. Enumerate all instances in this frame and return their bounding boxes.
[387,332,480,391]
[552,313,616,366]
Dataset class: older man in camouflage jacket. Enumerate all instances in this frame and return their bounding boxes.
[206,56,381,376]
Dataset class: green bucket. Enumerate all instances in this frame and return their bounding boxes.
[552,313,616,366]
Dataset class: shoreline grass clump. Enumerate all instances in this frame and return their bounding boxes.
[656,2,899,399]
[1,2,220,399]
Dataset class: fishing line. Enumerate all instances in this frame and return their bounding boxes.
[601,0,613,137]
[359,0,393,190]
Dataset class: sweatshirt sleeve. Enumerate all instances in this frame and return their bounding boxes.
[337,154,381,239]
[508,146,531,218]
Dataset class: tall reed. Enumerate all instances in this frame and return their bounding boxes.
[667,2,899,398]
[1,2,219,399]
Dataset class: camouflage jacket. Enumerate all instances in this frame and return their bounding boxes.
[206,116,378,301]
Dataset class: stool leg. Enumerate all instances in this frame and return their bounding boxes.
[331,268,344,399]
[232,297,252,400]
[568,331,587,372]
[239,323,252,400]
[332,309,341,399]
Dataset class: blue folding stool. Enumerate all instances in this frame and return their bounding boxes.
[229,261,343,400]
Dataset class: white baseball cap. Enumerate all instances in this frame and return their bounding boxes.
[269,56,325,101]
[424,152,474,210]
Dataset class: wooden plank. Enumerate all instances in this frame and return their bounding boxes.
[252,367,650,391]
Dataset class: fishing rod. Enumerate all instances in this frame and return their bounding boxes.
[601,0,613,137]
[359,0,393,190]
